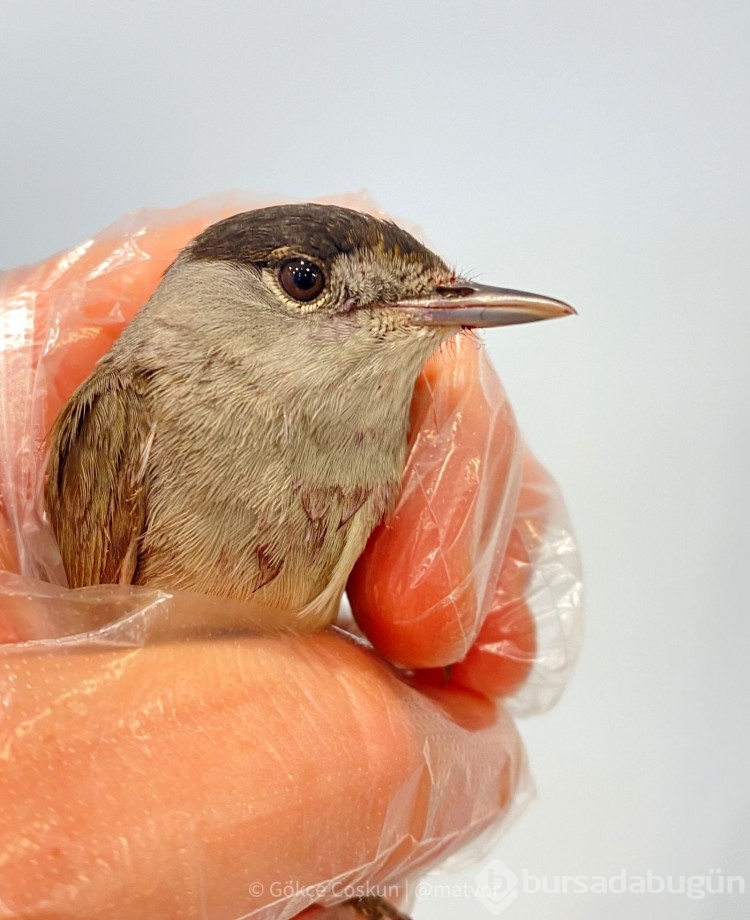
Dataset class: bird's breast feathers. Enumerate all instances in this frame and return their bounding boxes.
[132,381,404,613]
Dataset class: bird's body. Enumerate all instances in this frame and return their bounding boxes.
[46,204,573,632]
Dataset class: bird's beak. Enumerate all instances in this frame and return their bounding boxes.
[392,281,576,328]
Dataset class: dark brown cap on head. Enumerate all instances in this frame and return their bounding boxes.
[186,203,444,271]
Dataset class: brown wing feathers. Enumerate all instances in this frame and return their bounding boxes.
[45,369,152,587]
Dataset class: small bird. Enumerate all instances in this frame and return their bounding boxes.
[45,203,573,627]
[44,203,573,920]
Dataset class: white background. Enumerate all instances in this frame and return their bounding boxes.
[1,2,748,918]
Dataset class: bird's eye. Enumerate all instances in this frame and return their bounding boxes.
[278,258,325,303]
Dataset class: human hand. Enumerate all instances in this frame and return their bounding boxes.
[0,195,581,919]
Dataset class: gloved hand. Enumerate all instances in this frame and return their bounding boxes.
[0,195,582,919]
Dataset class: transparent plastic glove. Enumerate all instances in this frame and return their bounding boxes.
[0,194,582,919]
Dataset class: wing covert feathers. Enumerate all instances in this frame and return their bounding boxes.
[45,368,153,588]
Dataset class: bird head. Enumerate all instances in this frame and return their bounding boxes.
[184,201,572,329]
[122,203,574,421]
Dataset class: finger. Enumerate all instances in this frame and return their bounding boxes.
[435,451,582,711]
[348,337,522,669]
[0,631,527,919]
[446,521,536,698]
[430,451,543,699]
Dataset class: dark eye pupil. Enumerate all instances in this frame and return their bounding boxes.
[279,258,325,302]
[293,264,316,290]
